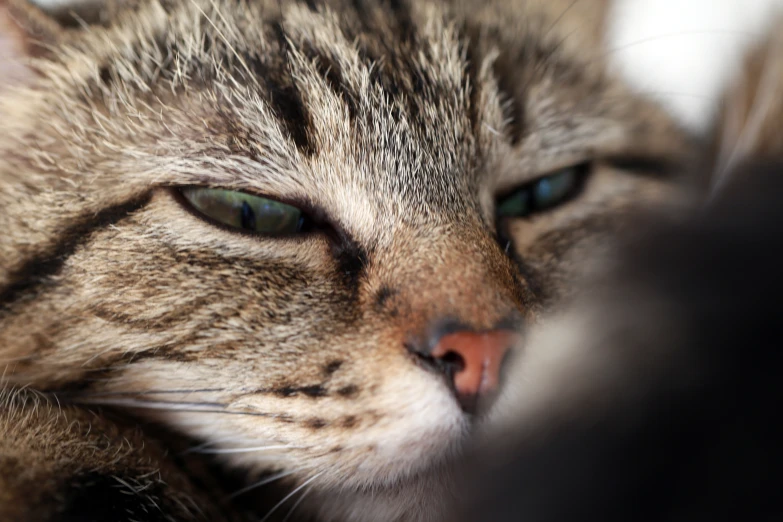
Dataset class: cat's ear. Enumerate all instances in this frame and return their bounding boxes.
[0,0,65,89]
[709,20,783,193]
[0,0,119,90]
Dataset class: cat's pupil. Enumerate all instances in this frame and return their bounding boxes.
[179,187,304,236]
[240,201,256,230]
[535,178,553,201]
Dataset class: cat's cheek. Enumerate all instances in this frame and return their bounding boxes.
[104,350,467,487]
[244,363,468,486]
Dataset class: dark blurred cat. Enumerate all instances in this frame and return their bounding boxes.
[456,159,783,521]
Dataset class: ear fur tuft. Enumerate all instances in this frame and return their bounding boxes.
[0,0,65,89]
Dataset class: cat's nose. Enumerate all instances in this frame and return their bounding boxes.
[414,329,517,414]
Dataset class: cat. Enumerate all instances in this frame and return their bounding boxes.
[0,0,691,520]
[0,386,245,521]
[452,16,783,522]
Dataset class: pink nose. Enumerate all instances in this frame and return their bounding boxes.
[430,330,516,412]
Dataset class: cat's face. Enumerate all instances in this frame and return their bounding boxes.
[0,0,690,518]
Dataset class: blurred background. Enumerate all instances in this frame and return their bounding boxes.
[608,0,783,133]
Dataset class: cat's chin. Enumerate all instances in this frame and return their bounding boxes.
[217,392,473,521]
[220,400,469,490]
[222,419,465,522]
[301,458,459,522]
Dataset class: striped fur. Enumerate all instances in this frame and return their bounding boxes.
[0,387,240,521]
[0,1,691,520]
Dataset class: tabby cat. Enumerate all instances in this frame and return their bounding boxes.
[0,0,691,520]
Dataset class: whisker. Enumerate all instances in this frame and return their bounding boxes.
[281,481,317,522]
[73,388,229,397]
[602,29,761,58]
[543,0,581,42]
[84,398,227,408]
[196,444,300,455]
[181,435,246,454]
[229,467,306,499]
[260,472,324,522]
[632,90,715,101]
[76,398,285,418]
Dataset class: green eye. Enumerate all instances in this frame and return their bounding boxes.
[496,167,581,219]
[181,188,305,236]
[496,187,531,217]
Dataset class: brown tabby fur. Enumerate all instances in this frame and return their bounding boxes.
[0,0,691,520]
[0,388,242,521]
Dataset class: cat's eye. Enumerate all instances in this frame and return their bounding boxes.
[180,188,305,236]
[496,166,584,219]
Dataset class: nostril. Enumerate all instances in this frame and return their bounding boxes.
[409,346,464,377]
[408,327,518,415]
[439,350,466,374]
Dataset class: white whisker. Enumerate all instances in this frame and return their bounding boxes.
[76,397,288,421]
[229,467,306,499]
[181,436,245,454]
[281,481,317,522]
[260,472,324,522]
[603,29,760,58]
[196,444,300,455]
[79,398,226,411]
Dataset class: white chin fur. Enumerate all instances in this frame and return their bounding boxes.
[607,0,783,133]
